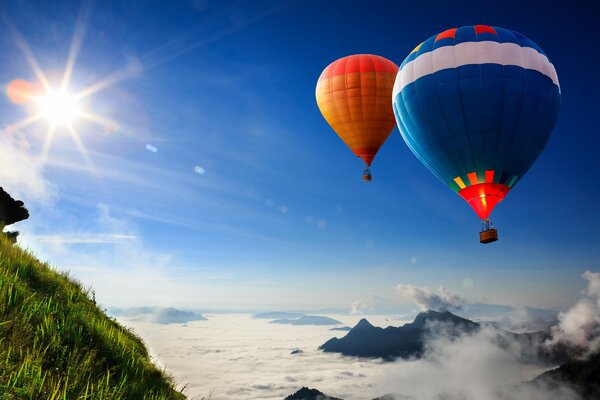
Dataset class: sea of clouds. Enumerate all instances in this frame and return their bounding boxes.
[121,314,397,399]
[115,271,600,400]
[119,313,572,400]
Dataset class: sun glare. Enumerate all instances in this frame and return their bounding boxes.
[4,8,121,167]
[37,90,81,125]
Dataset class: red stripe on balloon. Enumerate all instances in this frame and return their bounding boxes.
[318,55,398,80]
[435,28,457,42]
[475,25,497,35]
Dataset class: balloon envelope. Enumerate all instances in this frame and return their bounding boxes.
[316,54,398,167]
[392,25,560,219]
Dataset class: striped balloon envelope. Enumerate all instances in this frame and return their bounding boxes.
[316,54,398,181]
[392,25,560,231]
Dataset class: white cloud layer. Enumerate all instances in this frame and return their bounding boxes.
[122,313,577,400]
[374,324,580,400]
[123,314,406,400]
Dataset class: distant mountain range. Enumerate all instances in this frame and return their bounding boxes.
[271,315,342,326]
[320,310,477,359]
[320,310,567,364]
[253,305,558,332]
[329,326,352,331]
[254,312,342,326]
[254,311,305,320]
[110,307,207,324]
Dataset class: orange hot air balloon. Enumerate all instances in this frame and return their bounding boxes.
[316,54,398,182]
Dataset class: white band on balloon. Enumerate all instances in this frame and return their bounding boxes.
[393,41,560,98]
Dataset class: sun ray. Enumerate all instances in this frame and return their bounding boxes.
[38,121,58,165]
[61,0,94,91]
[74,2,294,101]
[5,113,44,132]
[3,6,114,169]
[65,122,95,172]
[74,67,133,101]
[79,111,119,132]
[4,20,51,91]
[2,2,294,166]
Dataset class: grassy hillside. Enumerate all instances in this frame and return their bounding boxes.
[0,237,185,399]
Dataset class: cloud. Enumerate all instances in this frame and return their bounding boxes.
[395,284,466,312]
[374,324,581,400]
[121,314,389,400]
[0,132,57,204]
[486,307,558,333]
[350,300,370,315]
[20,203,216,308]
[112,307,207,324]
[122,313,580,400]
[32,233,138,244]
[547,270,600,353]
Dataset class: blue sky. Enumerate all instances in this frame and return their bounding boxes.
[0,0,598,310]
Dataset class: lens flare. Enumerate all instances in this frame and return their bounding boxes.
[145,144,158,153]
[6,79,37,104]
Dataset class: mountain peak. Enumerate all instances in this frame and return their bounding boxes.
[419,309,453,317]
[355,318,374,329]
[411,310,477,330]
[320,310,479,359]
[284,386,343,400]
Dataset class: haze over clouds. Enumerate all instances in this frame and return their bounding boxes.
[395,284,466,312]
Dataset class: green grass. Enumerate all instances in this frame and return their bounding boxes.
[0,237,186,399]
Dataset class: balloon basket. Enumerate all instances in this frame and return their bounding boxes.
[480,229,498,244]
[362,168,372,182]
[480,218,498,244]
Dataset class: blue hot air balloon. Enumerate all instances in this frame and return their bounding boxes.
[392,25,560,243]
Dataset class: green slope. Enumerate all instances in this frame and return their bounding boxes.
[0,237,185,399]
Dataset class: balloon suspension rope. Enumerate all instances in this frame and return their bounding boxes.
[362,167,372,182]
[481,218,494,232]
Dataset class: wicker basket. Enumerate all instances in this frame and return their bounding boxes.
[480,229,498,244]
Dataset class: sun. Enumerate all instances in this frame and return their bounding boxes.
[3,6,123,166]
[37,89,82,125]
